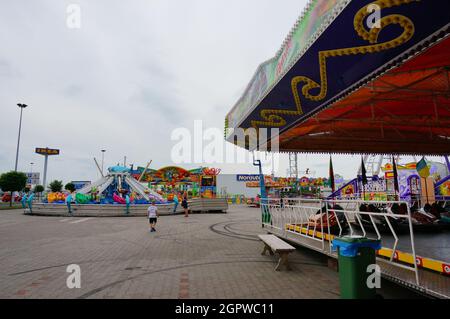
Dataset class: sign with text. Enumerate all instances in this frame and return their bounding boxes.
[35,147,60,156]
[26,172,40,185]
[236,174,260,182]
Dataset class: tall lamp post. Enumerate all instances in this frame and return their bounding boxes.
[29,162,34,186]
[101,149,106,176]
[15,103,28,171]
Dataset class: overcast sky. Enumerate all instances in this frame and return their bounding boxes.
[0,0,432,184]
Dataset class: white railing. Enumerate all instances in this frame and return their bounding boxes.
[261,198,419,286]
[292,199,327,251]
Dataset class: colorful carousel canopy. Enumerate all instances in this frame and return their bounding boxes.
[225,0,450,155]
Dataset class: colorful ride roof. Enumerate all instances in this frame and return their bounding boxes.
[108,165,131,173]
[225,0,450,155]
[134,166,221,184]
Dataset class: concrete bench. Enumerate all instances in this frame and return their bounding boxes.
[258,234,296,271]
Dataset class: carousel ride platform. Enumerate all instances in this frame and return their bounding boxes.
[26,198,228,217]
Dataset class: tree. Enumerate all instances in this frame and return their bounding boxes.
[65,182,76,193]
[49,180,63,193]
[0,171,27,207]
[34,185,45,201]
[34,185,44,193]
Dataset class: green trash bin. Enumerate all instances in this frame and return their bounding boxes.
[332,236,382,299]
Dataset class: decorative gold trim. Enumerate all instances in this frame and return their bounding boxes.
[251,0,417,128]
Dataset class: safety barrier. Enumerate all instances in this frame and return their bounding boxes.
[28,198,228,217]
[261,198,450,298]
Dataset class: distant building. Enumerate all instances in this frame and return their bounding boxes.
[216,174,260,198]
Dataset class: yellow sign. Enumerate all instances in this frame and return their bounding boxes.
[385,172,394,179]
[383,162,417,172]
[35,147,60,156]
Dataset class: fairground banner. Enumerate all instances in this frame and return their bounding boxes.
[226,0,450,145]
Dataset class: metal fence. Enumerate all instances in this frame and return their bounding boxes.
[261,198,420,286]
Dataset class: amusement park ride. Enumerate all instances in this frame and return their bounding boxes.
[225,0,450,298]
[336,155,450,202]
[30,159,228,218]
[44,163,221,205]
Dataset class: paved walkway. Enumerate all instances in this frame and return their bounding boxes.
[0,206,421,299]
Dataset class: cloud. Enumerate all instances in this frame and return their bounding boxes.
[5,0,394,183]
[0,59,15,77]
[129,85,185,124]
[62,84,84,98]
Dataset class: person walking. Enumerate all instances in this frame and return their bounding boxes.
[147,201,159,232]
[181,192,189,217]
[66,192,73,214]
[173,192,179,213]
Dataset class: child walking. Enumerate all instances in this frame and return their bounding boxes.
[148,201,159,232]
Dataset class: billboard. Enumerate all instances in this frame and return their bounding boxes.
[35,147,60,156]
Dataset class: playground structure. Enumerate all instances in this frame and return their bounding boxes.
[224,0,450,298]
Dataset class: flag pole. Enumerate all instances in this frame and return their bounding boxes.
[416,156,431,206]
[363,181,366,201]
[360,156,369,201]
[329,155,335,200]
[361,156,365,201]
[392,156,399,201]
[362,183,365,201]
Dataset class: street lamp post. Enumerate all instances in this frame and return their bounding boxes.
[29,162,34,186]
[101,150,106,175]
[15,103,28,171]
